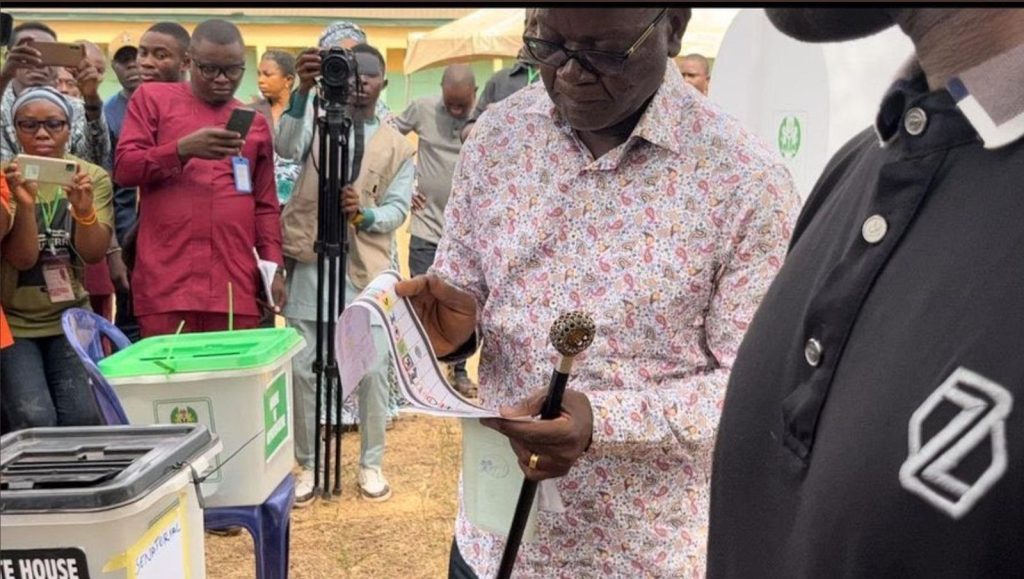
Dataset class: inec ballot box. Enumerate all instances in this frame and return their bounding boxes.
[0,425,220,579]
[98,328,304,508]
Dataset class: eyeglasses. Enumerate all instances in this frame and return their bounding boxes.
[523,9,667,76]
[193,60,246,81]
[15,119,69,134]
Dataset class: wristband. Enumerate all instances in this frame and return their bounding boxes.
[71,205,98,226]
[106,247,123,256]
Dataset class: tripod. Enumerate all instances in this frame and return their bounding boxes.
[312,96,363,497]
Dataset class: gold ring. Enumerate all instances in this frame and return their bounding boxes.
[528,453,540,470]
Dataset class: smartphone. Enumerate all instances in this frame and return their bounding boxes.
[1,13,13,47]
[32,41,86,67]
[14,154,77,187]
[225,107,257,140]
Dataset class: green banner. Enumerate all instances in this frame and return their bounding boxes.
[263,373,289,461]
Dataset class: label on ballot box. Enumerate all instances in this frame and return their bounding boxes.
[1,547,90,579]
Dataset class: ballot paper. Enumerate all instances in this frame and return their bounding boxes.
[337,270,503,418]
[255,250,278,308]
[339,270,565,527]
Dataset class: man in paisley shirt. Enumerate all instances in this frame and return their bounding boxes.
[398,8,800,578]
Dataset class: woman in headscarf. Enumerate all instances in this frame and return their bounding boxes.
[0,86,114,431]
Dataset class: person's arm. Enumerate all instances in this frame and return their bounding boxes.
[111,185,138,244]
[275,89,315,161]
[356,158,413,233]
[469,76,499,122]
[113,86,182,187]
[69,166,113,264]
[393,122,491,357]
[1,165,40,271]
[251,120,286,310]
[1,122,17,165]
[392,100,419,136]
[70,59,113,169]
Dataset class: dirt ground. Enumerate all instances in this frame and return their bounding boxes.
[204,414,462,579]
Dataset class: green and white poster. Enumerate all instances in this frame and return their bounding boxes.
[263,373,290,462]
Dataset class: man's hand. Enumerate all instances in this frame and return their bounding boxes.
[177,128,244,162]
[394,274,477,357]
[411,192,427,212]
[459,121,476,143]
[0,44,44,86]
[271,274,287,313]
[108,250,130,292]
[72,57,103,101]
[259,272,287,315]
[341,184,360,218]
[480,388,594,481]
[64,166,94,214]
[295,48,321,95]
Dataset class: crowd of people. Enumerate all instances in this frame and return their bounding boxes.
[2,6,1022,578]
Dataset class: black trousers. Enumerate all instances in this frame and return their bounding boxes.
[448,538,479,579]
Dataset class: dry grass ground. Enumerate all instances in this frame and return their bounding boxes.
[205,414,462,579]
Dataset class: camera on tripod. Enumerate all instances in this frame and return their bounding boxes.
[320,47,358,105]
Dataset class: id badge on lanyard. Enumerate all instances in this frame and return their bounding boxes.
[233,155,252,194]
[40,254,75,303]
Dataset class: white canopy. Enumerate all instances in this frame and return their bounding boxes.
[403,8,740,74]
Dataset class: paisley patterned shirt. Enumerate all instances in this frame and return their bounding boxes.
[432,63,801,578]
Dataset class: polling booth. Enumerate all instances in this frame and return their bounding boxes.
[711,9,915,199]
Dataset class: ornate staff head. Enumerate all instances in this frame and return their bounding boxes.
[549,311,596,358]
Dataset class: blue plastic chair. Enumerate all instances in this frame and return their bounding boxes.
[61,308,295,578]
[204,474,296,579]
[61,308,132,425]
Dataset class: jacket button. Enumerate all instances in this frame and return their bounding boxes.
[805,338,823,367]
[904,107,928,136]
[862,214,888,244]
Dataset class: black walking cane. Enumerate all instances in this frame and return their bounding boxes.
[496,311,596,579]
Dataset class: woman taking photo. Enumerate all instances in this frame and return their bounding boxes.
[0,86,114,431]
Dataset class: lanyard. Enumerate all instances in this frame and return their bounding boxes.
[527,65,539,85]
[37,185,63,253]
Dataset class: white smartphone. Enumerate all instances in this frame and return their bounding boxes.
[13,154,77,187]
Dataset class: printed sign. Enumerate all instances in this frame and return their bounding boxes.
[263,373,289,461]
[0,548,90,579]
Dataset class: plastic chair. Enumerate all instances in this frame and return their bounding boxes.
[204,474,296,579]
[61,308,296,579]
[61,308,132,425]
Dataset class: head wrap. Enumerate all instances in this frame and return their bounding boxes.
[12,86,74,125]
[318,21,367,49]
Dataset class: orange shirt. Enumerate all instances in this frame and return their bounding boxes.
[0,177,12,348]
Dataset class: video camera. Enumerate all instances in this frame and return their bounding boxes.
[319,46,358,106]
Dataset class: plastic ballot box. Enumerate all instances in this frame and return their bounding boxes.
[98,328,305,508]
[0,424,221,579]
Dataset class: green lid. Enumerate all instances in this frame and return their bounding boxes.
[99,328,304,378]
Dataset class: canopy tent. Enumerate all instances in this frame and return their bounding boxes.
[403,8,741,74]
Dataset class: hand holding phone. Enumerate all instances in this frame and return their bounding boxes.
[225,107,257,140]
[32,41,86,68]
[13,154,78,187]
[176,128,245,161]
